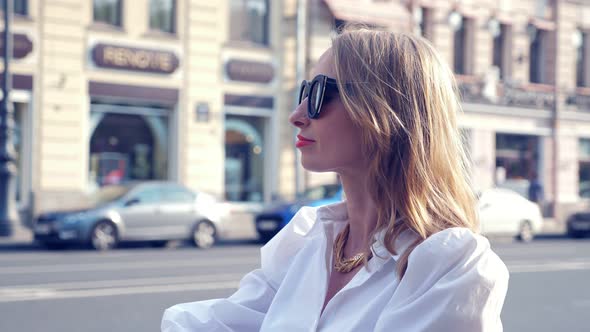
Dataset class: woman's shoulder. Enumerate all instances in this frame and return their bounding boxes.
[264,200,348,246]
[259,202,347,286]
[407,227,508,285]
[407,227,509,284]
[413,227,505,266]
[415,227,496,256]
[377,227,509,330]
[400,227,509,304]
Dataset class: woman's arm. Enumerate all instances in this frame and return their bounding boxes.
[161,269,276,332]
[161,206,319,331]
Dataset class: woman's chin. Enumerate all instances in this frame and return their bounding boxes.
[301,160,333,173]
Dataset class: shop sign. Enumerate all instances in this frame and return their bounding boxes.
[225,59,274,83]
[92,43,179,74]
[0,33,33,59]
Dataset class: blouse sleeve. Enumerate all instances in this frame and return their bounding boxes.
[161,268,275,332]
[374,228,509,332]
[161,207,317,332]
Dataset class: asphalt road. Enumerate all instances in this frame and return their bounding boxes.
[0,236,588,332]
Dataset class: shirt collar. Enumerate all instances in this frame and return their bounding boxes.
[316,200,349,222]
[371,227,418,262]
[315,200,418,262]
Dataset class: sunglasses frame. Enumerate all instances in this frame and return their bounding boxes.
[298,74,339,119]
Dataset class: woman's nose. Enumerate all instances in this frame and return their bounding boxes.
[289,100,309,128]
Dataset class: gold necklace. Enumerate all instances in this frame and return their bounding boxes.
[333,223,372,273]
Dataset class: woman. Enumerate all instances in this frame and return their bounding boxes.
[162,26,509,332]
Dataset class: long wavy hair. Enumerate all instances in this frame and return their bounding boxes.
[331,26,477,278]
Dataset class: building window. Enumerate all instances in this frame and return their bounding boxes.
[89,108,169,189]
[225,115,266,202]
[529,26,547,84]
[0,0,27,15]
[452,15,473,75]
[580,139,590,199]
[492,24,511,80]
[229,0,269,45]
[149,0,175,34]
[535,0,553,19]
[93,0,122,27]
[414,7,433,40]
[576,30,589,87]
[495,134,541,198]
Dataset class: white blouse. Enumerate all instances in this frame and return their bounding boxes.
[162,201,509,332]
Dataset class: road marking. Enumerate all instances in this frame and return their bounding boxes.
[0,257,260,275]
[1,273,246,291]
[508,261,590,273]
[0,280,241,303]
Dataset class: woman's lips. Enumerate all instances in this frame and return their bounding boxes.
[296,135,315,148]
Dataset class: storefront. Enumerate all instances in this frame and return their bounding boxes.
[495,133,543,198]
[86,42,181,191]
[88,103,171,190]
[223,59,275,203]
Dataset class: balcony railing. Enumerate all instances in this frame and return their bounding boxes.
[457,76,556,110]
[566,88,590,111]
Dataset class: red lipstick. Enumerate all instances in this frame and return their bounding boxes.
[296,135,315,148]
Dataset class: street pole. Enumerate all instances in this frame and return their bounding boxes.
[551,1,560,223]
[0,0,16,237]
[294,0,308,198]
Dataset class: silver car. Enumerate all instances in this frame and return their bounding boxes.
[33,181,226,250]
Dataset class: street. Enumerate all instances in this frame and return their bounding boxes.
[0,237,588,332]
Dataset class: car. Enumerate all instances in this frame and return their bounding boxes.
[33,181,228,250]
[255,184,343,243]
[580,181,590,199]
[566,211,590,238]
[477,188,543,242]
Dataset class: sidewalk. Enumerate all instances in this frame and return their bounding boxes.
[540,218,566,236]
[0,226,34,247]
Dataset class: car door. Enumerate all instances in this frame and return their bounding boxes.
[158,185,198,238]
[118,185,163,240]
[478,190,509,235]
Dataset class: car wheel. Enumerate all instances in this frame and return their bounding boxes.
[90,221,118,251]
[516,220,534,242]
[191,220,216,249]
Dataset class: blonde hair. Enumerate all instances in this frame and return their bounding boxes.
[331,25,477,278]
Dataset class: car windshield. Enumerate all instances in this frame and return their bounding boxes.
[87,185,134,207]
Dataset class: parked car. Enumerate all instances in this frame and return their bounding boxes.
[33,181,227,250]
[566,211,590,238]
[477,188,543,242]
[255,184,343,243]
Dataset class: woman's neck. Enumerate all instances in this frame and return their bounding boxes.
[338,173,379,255]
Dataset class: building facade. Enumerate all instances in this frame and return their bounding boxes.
[2,0,590,229]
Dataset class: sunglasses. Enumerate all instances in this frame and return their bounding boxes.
[298,74,340,119]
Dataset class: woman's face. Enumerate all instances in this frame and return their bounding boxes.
[289,49,366,174]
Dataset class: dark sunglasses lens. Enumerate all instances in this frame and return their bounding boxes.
[298,81,308,104]
[309,81,323,118]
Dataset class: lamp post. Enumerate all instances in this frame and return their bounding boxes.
[0,0,16,237]
[294,0,308,198]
